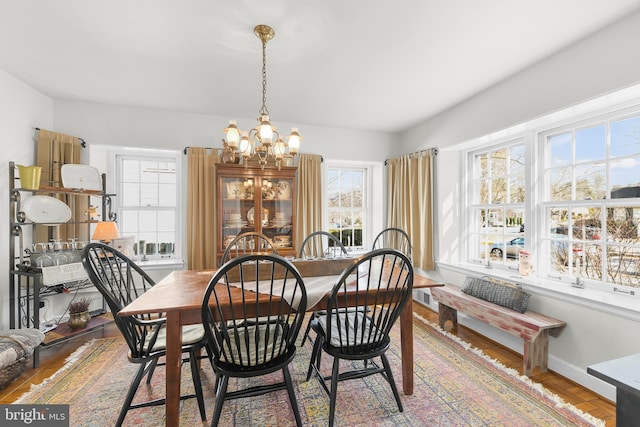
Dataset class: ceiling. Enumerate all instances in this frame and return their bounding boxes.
[2,1,640,133]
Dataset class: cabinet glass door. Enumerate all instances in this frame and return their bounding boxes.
[260,177,293,250]
[220,177,254,249]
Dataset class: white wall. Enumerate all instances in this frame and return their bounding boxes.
[402,11,640,400]
[53,101,397,162]
[0,70,53,330]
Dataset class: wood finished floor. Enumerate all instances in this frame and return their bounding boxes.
[0,304,616,426]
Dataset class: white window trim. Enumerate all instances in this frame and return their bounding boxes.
[452,83,640,316]
[110,147,183,265]
[323,159,383,252]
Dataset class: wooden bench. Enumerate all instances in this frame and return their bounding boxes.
[430,284,566,376]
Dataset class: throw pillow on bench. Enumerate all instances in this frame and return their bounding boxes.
[461,276,531,313]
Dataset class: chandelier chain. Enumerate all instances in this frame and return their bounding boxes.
[259,38,269,116]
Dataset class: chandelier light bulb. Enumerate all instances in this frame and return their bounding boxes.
[258,115,274,145]
[273,138,286,160]
[239,132,251,156]
[287,128,301,154]
[224,120,240,149]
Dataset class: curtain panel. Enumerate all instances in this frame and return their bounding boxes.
[35,129,86,243]
[186,147,220,269]
[387,152,435,270]
[294,154,323,251]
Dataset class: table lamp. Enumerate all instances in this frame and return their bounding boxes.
[92,221,121,244]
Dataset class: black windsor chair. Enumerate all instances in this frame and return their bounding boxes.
[81,243,208,426]
[305,248,414,427]
[298,231,350,344]
[372,227,413,261]
[298,230,349,260]
[219,231,278,266]
[201,254,308,427]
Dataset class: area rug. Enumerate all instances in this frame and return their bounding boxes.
[15,315,604,426]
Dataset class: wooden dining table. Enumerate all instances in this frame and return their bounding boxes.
[118,257,443,426]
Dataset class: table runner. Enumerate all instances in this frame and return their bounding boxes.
[225,274,341,310]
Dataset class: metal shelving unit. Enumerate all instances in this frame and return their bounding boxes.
[8,161,115,366]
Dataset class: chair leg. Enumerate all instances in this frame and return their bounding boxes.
[210,375,229,427]
[283,366,303,427]
[301,315,314,345]
[328,357,340,427]
[116,361,148,427]
[145,359,158,384]
[306,334,322,381]
[189,349,207,421]
[380,353,403,412]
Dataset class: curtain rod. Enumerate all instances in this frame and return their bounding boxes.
[384,147,438,166]
[183,146,215,154]
[35,127,86,147]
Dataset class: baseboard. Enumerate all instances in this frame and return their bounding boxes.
[412,291,617,402]
[458,314,617,402]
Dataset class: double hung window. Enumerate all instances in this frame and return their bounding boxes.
[327,166,368,251]
[541,112,640,290]
[468,141,525,268]
[115,150,181,261]
[465,102,640,294]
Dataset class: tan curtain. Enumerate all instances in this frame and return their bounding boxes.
[387,151,435,270]
[295,154,323,251]
[35,129,86,243]
[187,147,220,270]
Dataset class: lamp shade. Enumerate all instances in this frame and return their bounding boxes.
[92,221,121,243]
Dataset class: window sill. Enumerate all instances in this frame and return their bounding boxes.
[136,259,185,270]
[437,260,640,322]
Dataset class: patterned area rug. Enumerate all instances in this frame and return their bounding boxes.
[16,315,604,426]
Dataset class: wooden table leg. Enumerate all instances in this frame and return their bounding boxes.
[400,296,414,395]
[165,311,182,427]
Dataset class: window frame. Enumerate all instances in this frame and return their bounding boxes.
[537,107,640,292]
[324,160,376,252]
[466,138,527,269]
[462,96,640,302]
[112,148,182,263]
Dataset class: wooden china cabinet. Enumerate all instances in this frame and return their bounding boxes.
[216,164,297,263]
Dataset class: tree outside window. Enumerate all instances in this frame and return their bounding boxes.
[543,114,640,289]
[327,167,366,250]
[469,140,525,266]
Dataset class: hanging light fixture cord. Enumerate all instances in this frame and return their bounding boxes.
[259,35,269,117]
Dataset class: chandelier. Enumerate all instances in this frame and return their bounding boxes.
[222,24,302,169]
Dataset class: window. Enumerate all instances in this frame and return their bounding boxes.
[542,112,640,289]
[115,150,181,261]
[464,100,640,294]
[327,166,368,251]
[468,140,525,268]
